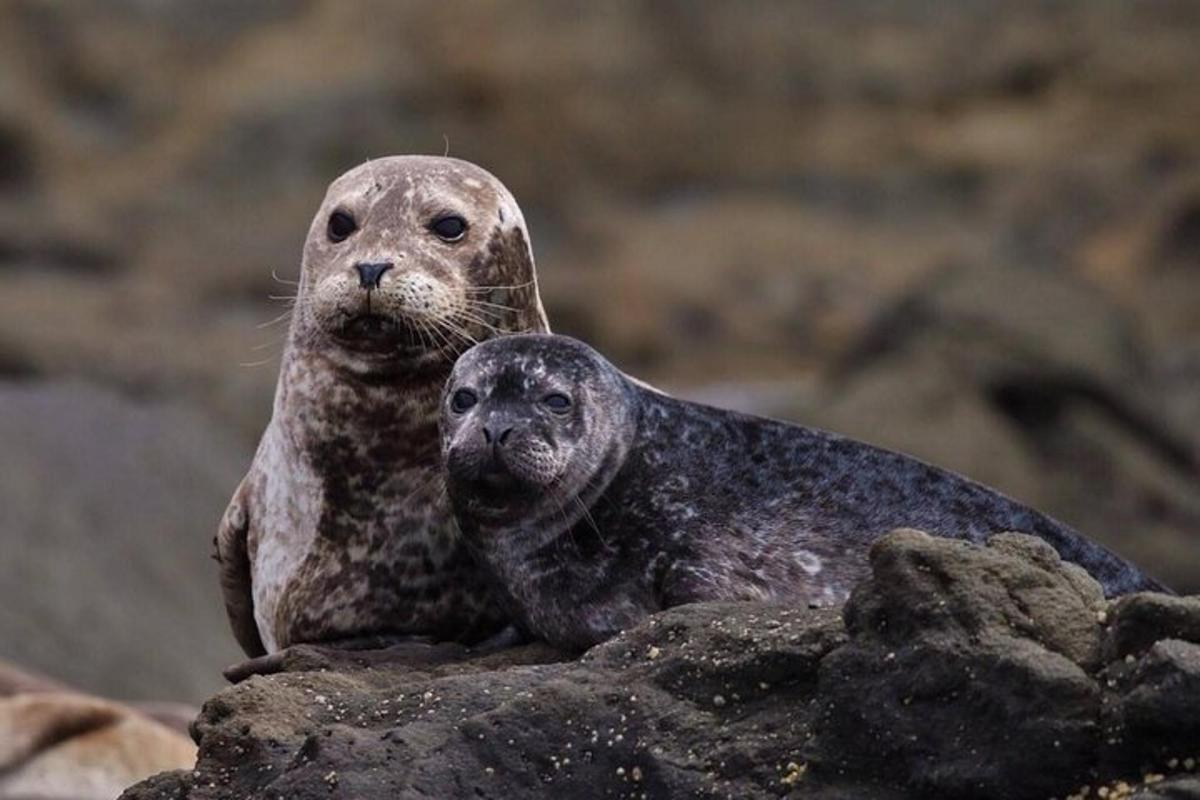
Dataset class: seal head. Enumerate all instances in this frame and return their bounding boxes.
[442,335,635,533]
[294,156,546,374]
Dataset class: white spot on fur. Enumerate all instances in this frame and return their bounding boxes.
[795,549,823,576]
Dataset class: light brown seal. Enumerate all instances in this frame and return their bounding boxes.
[216,156,549,662]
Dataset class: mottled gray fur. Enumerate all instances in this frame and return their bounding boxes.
[441,334,1169,651]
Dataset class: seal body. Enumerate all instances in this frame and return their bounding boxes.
[218,156,548,656]
[440,334,1169,651]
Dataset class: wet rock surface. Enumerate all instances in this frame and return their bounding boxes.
[123,531,1200,800]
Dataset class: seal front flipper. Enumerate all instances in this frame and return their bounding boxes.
[224,638,473,683]
[215,474,266,658]
[655,558,716,608]
[469,624,531,654]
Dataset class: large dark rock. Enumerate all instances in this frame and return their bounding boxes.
[1112,639,1200,768]
[813,531,1106,799]
[122,531,1200,800]
[1104,594,1200,660]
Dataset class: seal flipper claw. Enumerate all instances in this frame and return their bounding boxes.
[223,651,284,684]
[224,638,473,682]
[469,624,530,654]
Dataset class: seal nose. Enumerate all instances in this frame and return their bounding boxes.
[355,261,393,289]
[482,426,514,446]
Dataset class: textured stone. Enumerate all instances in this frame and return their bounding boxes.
[121,533,1199,800]
[1104,593,1200,660]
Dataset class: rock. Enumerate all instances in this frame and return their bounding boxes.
[816,639,1098,799]
[1138,776,1200,800]
[121,531,1200,800]
[141,605,857,800]
[1104,594,1200,660]
[814,530,1104,799]
[1115,639,1200,765]
[842,529,1105,668]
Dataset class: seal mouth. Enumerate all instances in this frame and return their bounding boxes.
[478,465,522,493]
[333,312,427,354]
[456,470,541,518]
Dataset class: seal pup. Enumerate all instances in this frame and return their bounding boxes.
[440,334,1169,651]
[217,156,549,664]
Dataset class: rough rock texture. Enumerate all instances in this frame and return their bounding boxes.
[122,532,1200,800]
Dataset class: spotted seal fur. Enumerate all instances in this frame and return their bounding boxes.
[216,156,548,661]
[440,334,1169,650]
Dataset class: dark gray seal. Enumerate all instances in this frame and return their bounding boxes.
[440,334,1169,650]
[216,156,549,663]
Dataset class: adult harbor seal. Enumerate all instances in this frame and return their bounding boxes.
[217,156,549,661]
[440,334,1169,650]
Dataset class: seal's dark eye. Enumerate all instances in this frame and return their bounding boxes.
[430,215,467,241]
[327,211,357,243]
[542,393,572,413]
[450,388,477,413]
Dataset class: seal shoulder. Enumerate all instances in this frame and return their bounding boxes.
[215,471,266,657]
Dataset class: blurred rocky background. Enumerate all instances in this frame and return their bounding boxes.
[0,0,1196,704]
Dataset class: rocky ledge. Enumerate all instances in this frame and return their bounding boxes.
[122,531,1200,800]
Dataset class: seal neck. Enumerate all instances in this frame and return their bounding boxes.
[273,345,446,466]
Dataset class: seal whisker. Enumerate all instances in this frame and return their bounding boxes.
[413,318,449,359]
[238,355,280,368]
[421,319,465,363]
[462,280,537,292]
[423,318,461,353]
[270,269,299,286]
[448,310,505,338]
[452,302,507,322]
[430,317,482,352]
[412,319,438,354]
[450,311,502,333]
[464,298,523,314]
[544,476,584,558]
[256,310,294,329]
[441,319,482,345]
[571,494,606,547]
[561,469,613,551]
[249,338,286,352]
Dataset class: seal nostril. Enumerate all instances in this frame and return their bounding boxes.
[498,427,513,445]
[355,261,393,289]
[482,427,493,444]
